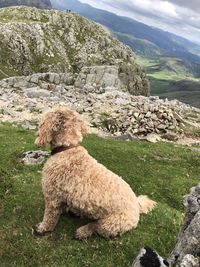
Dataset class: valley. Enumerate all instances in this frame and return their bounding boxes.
[136,56,200,108]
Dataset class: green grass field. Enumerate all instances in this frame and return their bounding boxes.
[1,124,200,266]
[136,56,200,107]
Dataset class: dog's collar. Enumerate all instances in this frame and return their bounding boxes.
[51,145,79,156]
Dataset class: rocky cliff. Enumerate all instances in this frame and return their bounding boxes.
[0,6,149,95]
[0,0,52,9]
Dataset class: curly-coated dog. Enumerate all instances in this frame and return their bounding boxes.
[32,107,156,240]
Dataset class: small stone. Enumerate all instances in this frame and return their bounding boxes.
[22,150,50,165]
[146,133,161,143]
[133,112,139,118]
[180,255,199,267]
[24,88,51,98]
[163,132,179,141]
[157,124,166,130]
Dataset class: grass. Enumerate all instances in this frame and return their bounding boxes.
[0,124,200,266]
[136,56,200,108]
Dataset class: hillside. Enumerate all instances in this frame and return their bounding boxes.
[140,57,200,79]
[0,0,52,9]
[51,0,200,63]
[0,6,149,95]
[114,32,163,58]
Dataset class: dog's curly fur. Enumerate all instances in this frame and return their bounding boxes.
[33,107,156,239]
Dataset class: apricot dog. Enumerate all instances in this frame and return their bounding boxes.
[32,107,156,239]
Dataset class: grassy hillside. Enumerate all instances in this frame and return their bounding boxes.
[114,32,163,58]
[1,124,200,266]
[137,56,200,107]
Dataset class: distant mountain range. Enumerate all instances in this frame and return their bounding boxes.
[0,0,52,9]
[51,0,200,63]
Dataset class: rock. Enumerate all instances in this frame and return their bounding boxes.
[169,184,200,266]
[22,150,49,165]
[0,6,149,96]
[24,88,51,98]
[174,113,185,123]
[163,132,179,142]
[30,74,39,84]
[146,133,161,143]
[21,122,37,130]
[75,66,122,92]
[190,148,200,153]
[131,184,200,267]
[0,72,199,141]
[179,255,199,267]
[0,0,52,9]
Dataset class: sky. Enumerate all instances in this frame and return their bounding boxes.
[79,0,200,45]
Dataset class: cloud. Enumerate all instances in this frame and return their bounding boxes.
[125,0,178,18]
[79,0,200,44]
[166,0,200,12]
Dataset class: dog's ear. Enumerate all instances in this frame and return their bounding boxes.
[35,111,56,147]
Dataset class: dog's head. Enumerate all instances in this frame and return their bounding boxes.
[35,107,87,148]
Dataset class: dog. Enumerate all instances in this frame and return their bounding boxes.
[32,107,156,240]
[132,247,170,267]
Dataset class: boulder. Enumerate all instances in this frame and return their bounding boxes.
[24,88,51,98]
[169,184,200,266]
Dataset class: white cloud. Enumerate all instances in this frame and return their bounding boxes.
[79,0,200,44]
[128,0,178,18]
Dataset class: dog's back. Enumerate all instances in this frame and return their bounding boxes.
[42,145,139,219]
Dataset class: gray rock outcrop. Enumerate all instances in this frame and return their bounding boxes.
[74,66,122,92]
[0,6,149,96]
[0,0,52,9]
[169,184,200,266]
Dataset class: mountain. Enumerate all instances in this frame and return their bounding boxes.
[114,32,163,58]
[51,0,200,63]
[0,0,52,9]
[0,6,149,96]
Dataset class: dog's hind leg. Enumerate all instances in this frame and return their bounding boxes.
[32,200,61,236]
[75,211,140,240]
[95,212,140,239]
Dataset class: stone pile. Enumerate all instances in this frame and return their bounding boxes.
[0,73,199,141]
[96,96,178,136]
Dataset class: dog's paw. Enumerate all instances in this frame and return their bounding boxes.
[75,228,87,240]
[32,224,47,237]
[75,225,93,240]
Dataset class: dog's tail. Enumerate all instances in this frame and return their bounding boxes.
[137,195,156,214]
